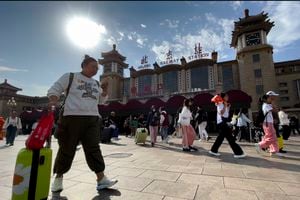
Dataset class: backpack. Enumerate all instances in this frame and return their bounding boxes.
[150,112,160,126]
[255,108,269,127]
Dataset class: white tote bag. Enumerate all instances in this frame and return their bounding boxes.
[178,113,190,126]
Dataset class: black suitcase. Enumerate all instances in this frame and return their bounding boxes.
[100,127,112,143]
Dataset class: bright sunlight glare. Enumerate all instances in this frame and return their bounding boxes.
[66,17,106,49]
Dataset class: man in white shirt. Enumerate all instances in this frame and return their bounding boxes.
[278,108,291,140]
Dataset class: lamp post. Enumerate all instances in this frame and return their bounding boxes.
[7,97,17,112]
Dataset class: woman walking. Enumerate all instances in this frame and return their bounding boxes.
[255,91,283,157]
[209,92,246,158]
[178,99,198,152]
[147,105,160,147]
[2,110,22,146]
[48,55,117,199]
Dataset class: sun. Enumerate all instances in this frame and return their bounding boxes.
[66,17,106,49]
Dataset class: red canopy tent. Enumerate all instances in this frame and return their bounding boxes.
[144,98,165,110]
[165,95,186,113]
[227,90,252,108]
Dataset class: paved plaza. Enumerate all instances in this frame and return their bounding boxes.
[0,134,300,200]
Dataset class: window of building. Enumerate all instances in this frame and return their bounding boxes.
[222,66,234,91]
[162,71,178,93]
[280,97,289,101]
[279,90,288,94]
[191,67,209,90]
[117,67,123,76]
[279,82,288,87]
[103,64,111,73]
[256,85,264,95]
[254,69,262,78]
[252,54,260,63]
[138,75,152,96]
[294,79,300,100]
[123,78,130,96]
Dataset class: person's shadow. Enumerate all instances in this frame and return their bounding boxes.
[91,189,121,200]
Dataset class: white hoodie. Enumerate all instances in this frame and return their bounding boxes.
[47,72,107,116]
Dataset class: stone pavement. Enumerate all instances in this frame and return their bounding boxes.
[0,134,300,200]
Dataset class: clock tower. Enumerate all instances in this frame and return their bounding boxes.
[231,9,276,110]
[98,44,128,101]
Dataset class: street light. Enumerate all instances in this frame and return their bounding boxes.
[7,97,17,107]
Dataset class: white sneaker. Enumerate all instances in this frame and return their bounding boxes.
[208,151,221,157]
[96,176,118,191]
[199,139,202,142]
[51,177,63,192]
[273,152,284,157]
[234,154,246,159]
[254,143,261,154]
[5,144,10,147]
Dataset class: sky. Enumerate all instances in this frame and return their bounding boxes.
[1,1,300,97]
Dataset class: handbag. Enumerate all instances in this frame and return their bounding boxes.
[178,113,190,126]
[25,112,54,150]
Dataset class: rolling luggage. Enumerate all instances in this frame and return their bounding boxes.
[12,148,52,200]
[12,110,54,200]
[135,128,148,144]
[100,127,112,143]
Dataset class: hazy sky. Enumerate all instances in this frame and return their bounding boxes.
[1,1,300,96]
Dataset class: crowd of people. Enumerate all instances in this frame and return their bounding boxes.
[1,55,300,199]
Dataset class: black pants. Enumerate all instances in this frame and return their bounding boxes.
[6,125,17,145]
[291,126,300,135]
[53,116,105,175]
[282,125,291,140]
[236,126,248,141]
[211,122,244,155]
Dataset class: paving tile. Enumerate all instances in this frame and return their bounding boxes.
[194,188,258,200]
[166,165,203,174]
[163,196,188,200]
[92,188,164,200]
[60,182,100,200]
[224,177,284,194]
[107,167,146,177]
[143,180,198,199]
[276,182,300,196]
[202,168,245,178]
[139,170,181,182]
[159,159,191,167]
[1,135,300,200]
[288,196,300,200]
[255,192,292,200]
[243,169,300,184]
[113,175,153,192]
[177,173,224,188]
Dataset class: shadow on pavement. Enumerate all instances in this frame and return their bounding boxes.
[91,188,121,200]
[216,152,300,173]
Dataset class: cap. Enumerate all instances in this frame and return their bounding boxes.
[266,91,279,96]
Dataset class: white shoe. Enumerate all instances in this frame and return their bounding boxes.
[199,139,202,142]
[234,154,246,159]
[208,151,221,157]
[273,152,284,157]
[96,176,118,191]
[51,177,63,192]
[254,143,261,154]
[5,144,10,147]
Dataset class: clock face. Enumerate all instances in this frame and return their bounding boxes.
[246,32,261,46]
